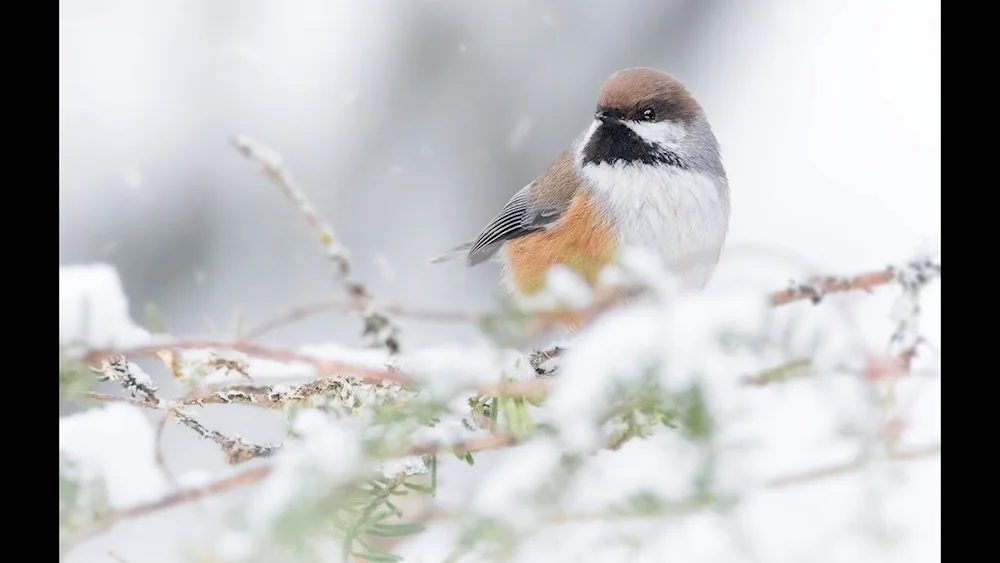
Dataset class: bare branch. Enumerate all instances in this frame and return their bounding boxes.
[86,392,156,409]
[84,340,407,387]
[86,360,281,465]
[428,442,940,525]
[169,409,281,464]
[230,135,402,353]
[241,299,480,342]
[526,263,927,337]
[153,415,180,490]
[90,378,391,411]
[230,136,350,276]
[771,256,941,306]
[527,287,638,335]
[78,438,939,538]
[69,465,273,551]
[771,269,895,305]
[764,442,940,489]
[407,433,516,457]
[92,355,161,406]
[69,434,517,550]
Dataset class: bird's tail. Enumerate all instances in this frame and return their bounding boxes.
[429,241,473,264]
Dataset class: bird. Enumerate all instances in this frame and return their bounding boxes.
[433,67,730,308]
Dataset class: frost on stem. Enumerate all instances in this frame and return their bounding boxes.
[89,355,282,464]
[163,349,252,389]
[169,408,282,465]
[380,455,429,479]
[277,376,414,417]
[351,284,402,355]
[93,355,161,406]
[890,253,941,292]
[230,135,350,277]
[60,248,942,560]
[230,135,402,354]
[529,346,564,376]
[888,252,942,351]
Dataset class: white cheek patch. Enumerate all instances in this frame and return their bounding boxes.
[623,120,687,148]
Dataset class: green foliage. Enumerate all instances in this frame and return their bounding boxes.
[455,451,475,466]
[599,369,682,449]
[363,397,446,458]
[59,356,95,406]
[499,396,535,440]
[242,470,429,563]
[449,517,520,563]
[473,295,533,348]
[144,301,168,333]
[59,453,110,556]
[616,490,666,517]
[675,383,715,443]
[747,358,813,385]
[334,474,431,563]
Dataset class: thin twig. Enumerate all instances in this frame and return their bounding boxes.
[770,268,895,305]
[231,135,401,353]
[527,266,910,337]
[90,378,395,412]
[234,264,934,343]
[170,408,282,463]
[84,261,936,396]
[527,287,637,335]
[65,423,939,555]
[162,466,267,503]
[764,442,940,488]
[89,358,281,465]
[241,299,479,341]
[92,355,162,406]
[231,137,349,275]
[154,415,180,490]
[84,340,407,387]
[479,347,937,400]
[71,435,516,549]
[407,433,515,457]
[69,465,273,551]
[78,439,940,536]
[427,442,940,525]
[86,392,155,409]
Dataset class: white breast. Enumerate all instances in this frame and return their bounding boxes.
[580,162,730,288]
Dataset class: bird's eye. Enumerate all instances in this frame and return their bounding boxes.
[641,108,656,121]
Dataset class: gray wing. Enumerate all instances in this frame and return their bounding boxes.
[463,184,567,266]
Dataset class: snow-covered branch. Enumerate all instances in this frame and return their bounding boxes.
[59,138,941,563]
[90,356,282,464]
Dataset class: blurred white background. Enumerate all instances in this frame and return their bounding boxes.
[59,0,940,561]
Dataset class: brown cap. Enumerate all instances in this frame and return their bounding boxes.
[596,67,701,125]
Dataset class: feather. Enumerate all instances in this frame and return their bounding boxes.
[429,241,473,264]
[430,151,580,267]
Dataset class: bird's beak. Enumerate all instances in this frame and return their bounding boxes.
[595,110,611,123]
